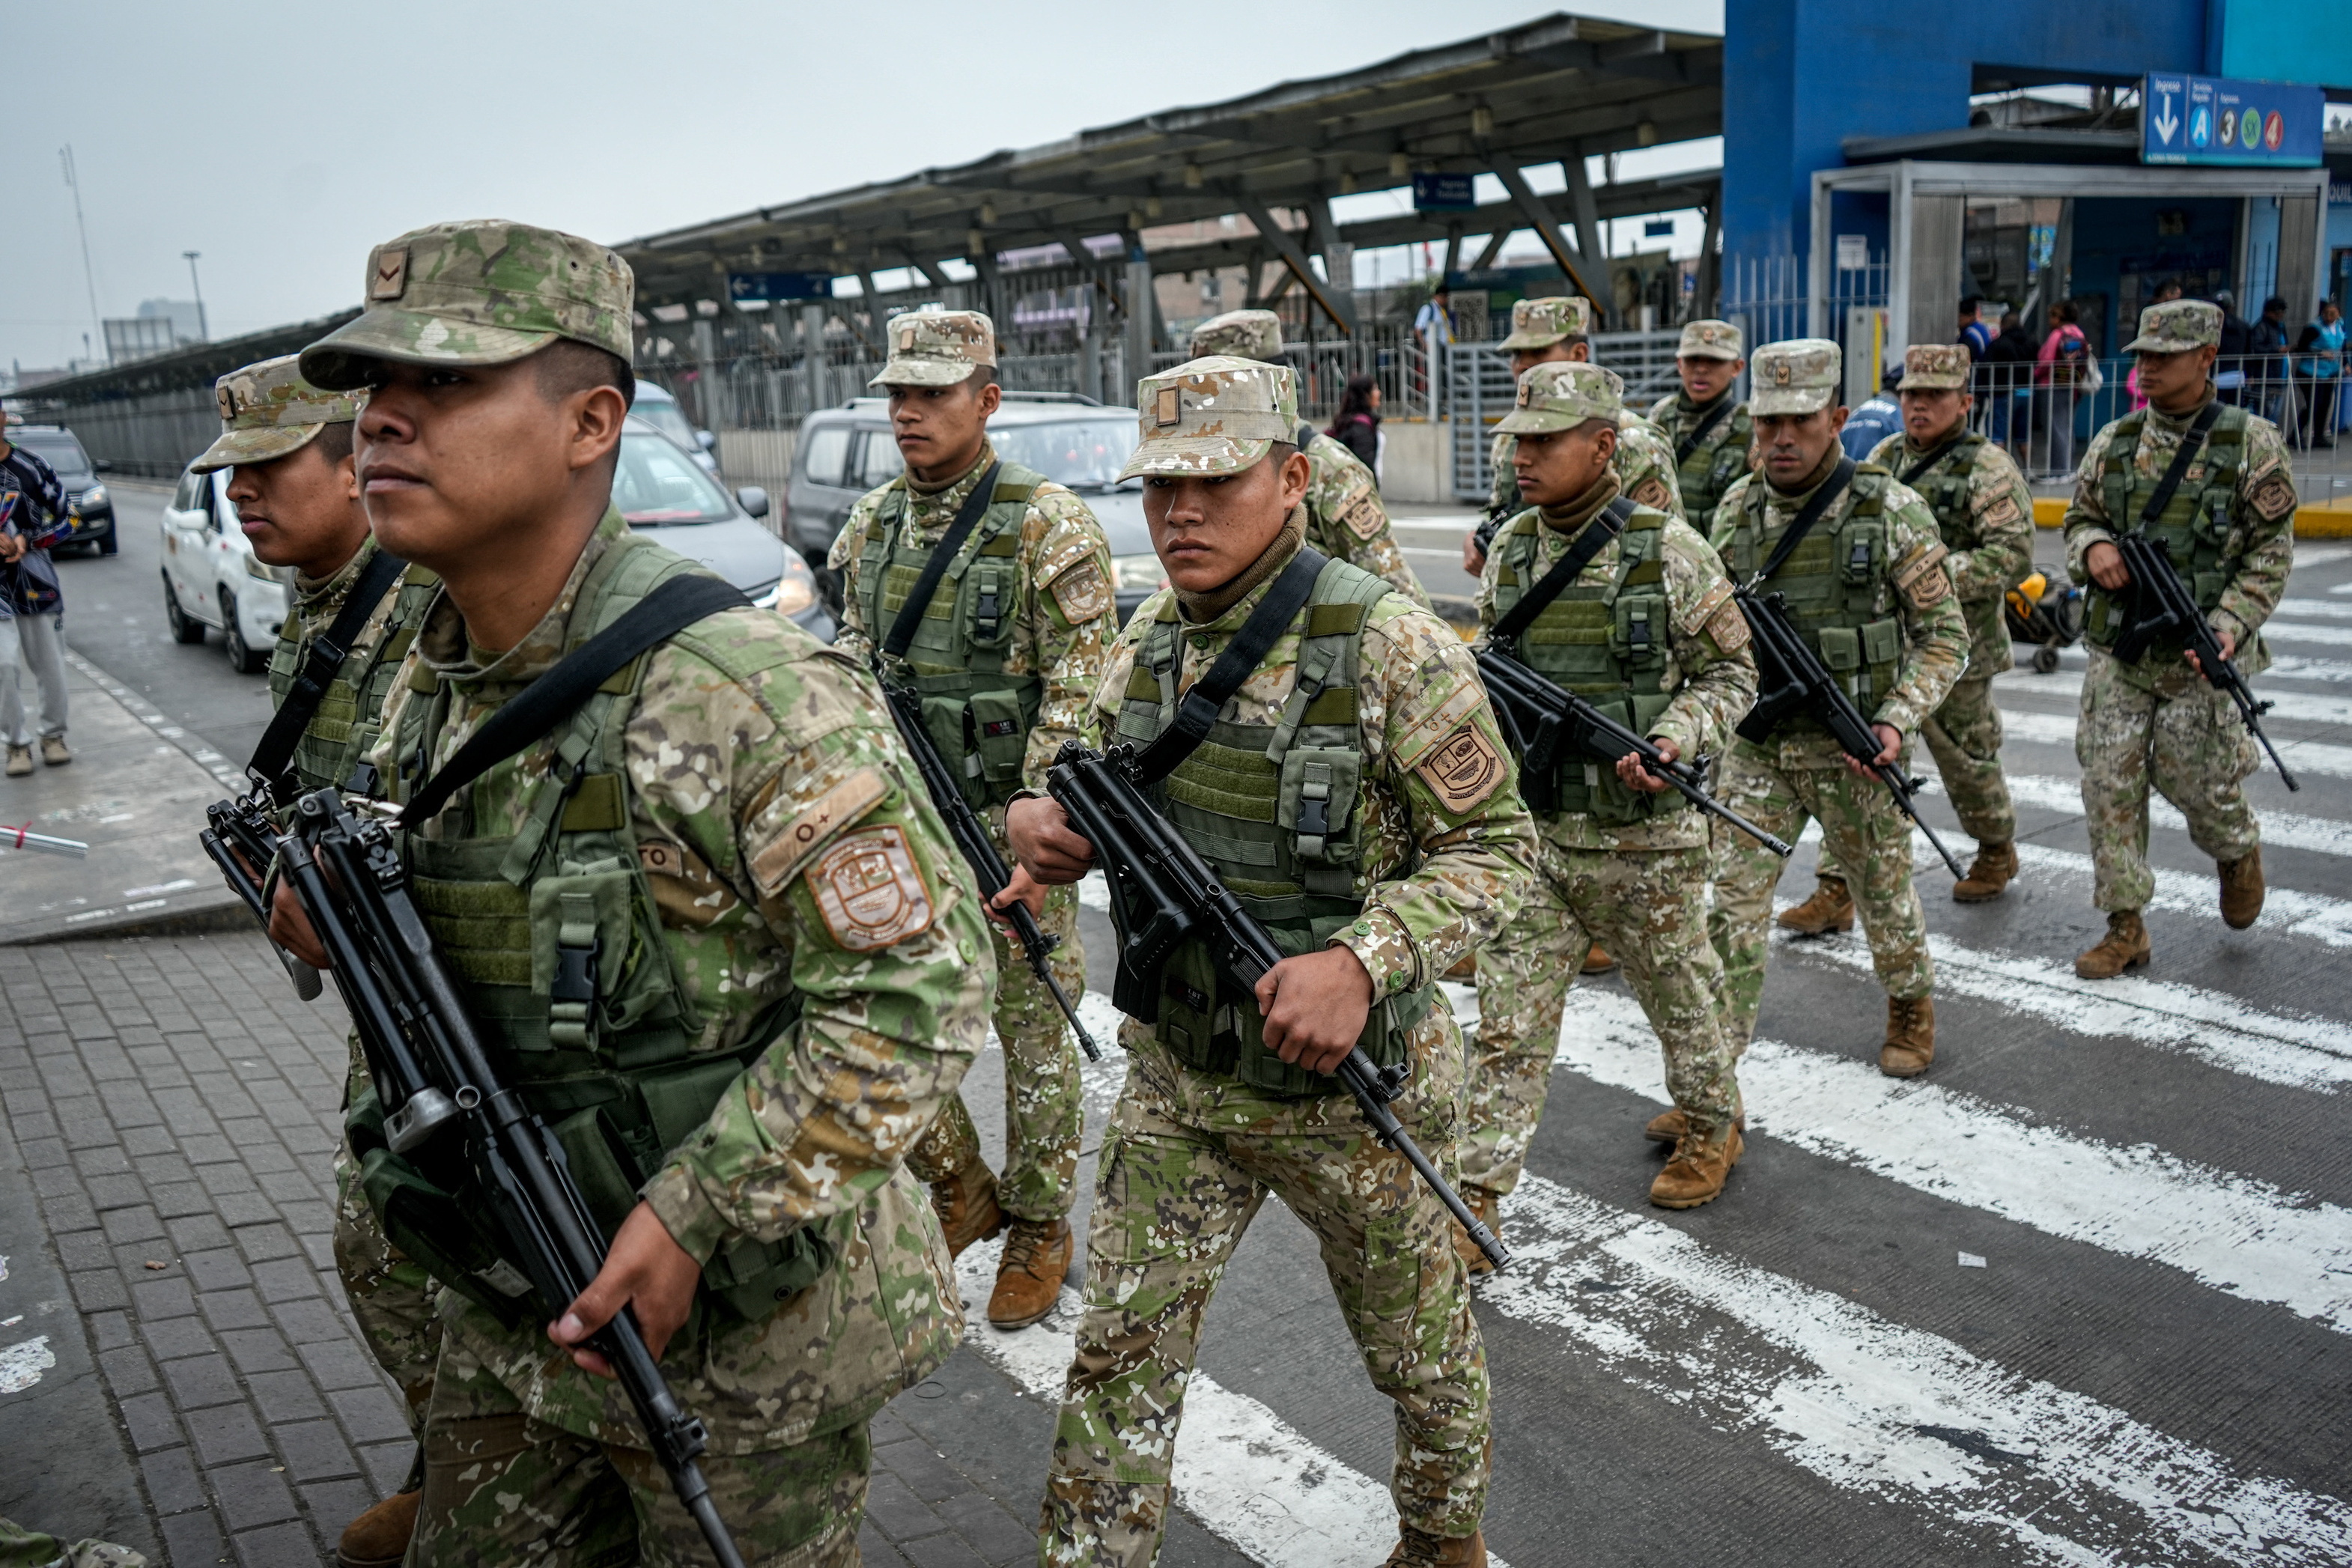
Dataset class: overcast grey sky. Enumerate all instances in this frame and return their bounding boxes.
[1,0,1722,372]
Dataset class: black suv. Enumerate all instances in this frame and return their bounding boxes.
[7,425,115,554]
[782,392,1163,625]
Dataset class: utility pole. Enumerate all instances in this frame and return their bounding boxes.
[183,251,208,341]
[60,146,103,362]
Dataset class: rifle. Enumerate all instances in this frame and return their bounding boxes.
[273,788,747,1568]
[1474,642,1793,856]
[1733,589,1968,878]
[878,678,1100,1061]
[2109,533,2298,791]
[1045,741,1509,1271]
[200,791,326,1001]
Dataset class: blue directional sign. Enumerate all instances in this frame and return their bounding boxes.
[2142,73,2324,167]
[1411,172,1476,212]
[726,271,835,303]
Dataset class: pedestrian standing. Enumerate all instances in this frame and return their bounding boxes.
[1959,295,1994,361]
[2252,294,2294,426]
[2291,298,2343,446]
[1839,362,1905,460]
[2068,300,2299,978]
[2038,300,2094,476]
[1414,282,1453,407]
[1985,309,2038,452]
[1645,317,1752,534]
[1328,371,1382,473]
[0,421,74,776]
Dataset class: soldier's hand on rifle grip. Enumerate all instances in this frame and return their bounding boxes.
[1461,533,1487,575]
[1254,946,1376,1076]
[1842,723,1904,782]
[1006,796,1096,884]
[2187,626,2237,675]
[550,1201,701,1378]
[987,866,1051,930]
[268,881,331,971]
[1615,737,1680,794]
[2085,540,2130,592]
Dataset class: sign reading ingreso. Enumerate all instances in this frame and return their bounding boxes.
[1411,172,1476,212]
[2142,73,2324,167]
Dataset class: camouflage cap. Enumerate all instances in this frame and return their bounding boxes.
[869,309,996,388]
[1676,318,1744,361]
[1750,338,1843,417]
[1897,343,1972,392]
[2125,299,2222,354]
[1188,309,1284,362]
[190,356,364,474]
[1495,361,1624,435]
[1496,295,1592,350]
[299,220,633,392]
[1118,356,1298,479]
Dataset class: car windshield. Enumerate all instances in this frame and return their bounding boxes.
[991,418,1138,491]
[12,433,92,478]
[632,394,700,449]
[613,429,734,524]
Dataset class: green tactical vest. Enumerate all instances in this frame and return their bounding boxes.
[858,462,1046,808]
[1720,464,1907,729]
[1672,398,1753,533]
[2083,404,2251,650]
[346,530,827,1328]
[265,558,440,796]
[1490,504,1689,825]
[1113,558,1435,1097]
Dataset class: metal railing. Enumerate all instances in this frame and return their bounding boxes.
[1440,329,1686,502]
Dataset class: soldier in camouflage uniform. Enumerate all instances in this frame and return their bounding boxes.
[1707,340,1969,1078]
[0,1516,143,1568]
[1462,362,1757,1242]
[826,309,1115,1329]
[1645,317,1753,534]
[1188,308,1430,605]
[189,354,443,1568]
[2066,300,2298,978]
[1006,356,1535,1568]
[275,219,993,1567]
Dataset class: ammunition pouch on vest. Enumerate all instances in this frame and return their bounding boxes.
[860,463,1046,807]
[2083,406,2249,651]
[266,562,437,796]
[1114,556,1433,1096]
[1723,465,1906,731]
[1674,401,1752,530]
[1901,433,1991,582]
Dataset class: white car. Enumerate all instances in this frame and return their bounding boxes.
[160,463,288,674]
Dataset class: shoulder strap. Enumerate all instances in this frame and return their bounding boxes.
[1745,456,1857,588]
[1490,495,1638,646]
[398,573,750,828]
[249,547,408,793]
[1675,397,1737,464]
[1899,435,1969,487]
[881,461,1003,661]
[1131,546,1329,785]
[2132,401,2225,534]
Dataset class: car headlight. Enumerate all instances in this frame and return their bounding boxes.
[1111,553,1166,592]
[753,574,818,617]
[79,484,106,511]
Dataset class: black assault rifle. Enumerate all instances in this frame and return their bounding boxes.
[1045,740,1509,1271]
[1475,643,1795,857]
[1735,589,1969,878]
[2109,533,2299,791]
[878,680,1101,1061]
[200,791,326,1002]
[272,788,747,1568]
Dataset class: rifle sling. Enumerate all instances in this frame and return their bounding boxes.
[2129,400,2225,541]
[398,573,750,828]
[1674,396,1737,465]
[1899,436,1969,487]
[881,461,1005,661]
[248,547,408,789]
[1488,496,1638,647]
[1131,547,1330,785]
[1745,456,1858,588]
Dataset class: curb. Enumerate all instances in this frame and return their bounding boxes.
[2031,496,2352,536]
[2,892,250,946]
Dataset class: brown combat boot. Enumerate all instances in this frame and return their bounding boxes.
[1951,841,2018,903]
[1642,1102,1747,1146]
[1581,941,1619,974]
[1385,1528,1488,1567]
[1880,997,1936,1078]
[988,1218,1072,1330]
[929,1164,1005,1259]
[1650,1126,1742,1209]
[2219,848,2265,930]
[2073,911,2151,979]
[336,1489,420,1568]
[1777,876,1854,935]
[1450,1185,1502,1276]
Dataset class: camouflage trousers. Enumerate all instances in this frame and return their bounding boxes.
[905,876,1084,1223]
[331,1045,440,1438]
[2076,648,2260,912]
[0,1516,144,1568]
[1042,1024,1489,1567]
[1820,666,2015,874]
[1462,838,1739,1194]
[1710,739,1935,1048]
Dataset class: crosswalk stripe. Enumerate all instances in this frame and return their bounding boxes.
[1486,1174,2352,1566]
[2275,595,2352,618]
[1996,666,2352,727]
[1999,706,2352,777]
[2256,619,2352,648]
[1996,772,2352,859]
[1996,838,2352,947]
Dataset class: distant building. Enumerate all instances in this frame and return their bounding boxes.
[100,300,207,366]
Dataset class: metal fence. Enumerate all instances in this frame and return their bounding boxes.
[1441,329,1686,502]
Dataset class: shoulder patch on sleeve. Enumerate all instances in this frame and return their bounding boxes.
[1704,599,1751,653]
[1416,723,1505,814]
[1677,576,1735,639]
[2250,470,2298,522]
[804,824,937,952]
[750,766,890,896]
[1892,539,1954,610]
[1981,490,2024,526]
[1631,475,1674,510]
[1050,560,1113,624]
[1031,522,1102,586]
[1340,487,1387,541]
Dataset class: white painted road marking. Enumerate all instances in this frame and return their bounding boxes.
[2000,706,2352,777]
[1999,666,2352,728]
[1996,771,2352,859]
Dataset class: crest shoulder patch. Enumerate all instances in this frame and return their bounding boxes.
[1050,560,1112,624]
[1416,723,1505,814]
[2250,471,2297,521]
[804,824,937,952]
[751,767,890,896]
[1341,490,1386,541]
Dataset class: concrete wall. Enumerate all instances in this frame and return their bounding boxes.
[50,387,217,480]
[1378,419,1453,508]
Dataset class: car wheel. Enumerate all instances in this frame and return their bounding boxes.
[97,529,118,557]
[221,590,267,674]
[164,572,206,644]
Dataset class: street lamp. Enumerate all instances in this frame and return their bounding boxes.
[183,251,208,342]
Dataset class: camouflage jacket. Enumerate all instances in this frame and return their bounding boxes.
[830,440,1114,793]
[2063,397,2298,694]
[1711,467,1969,767]
[1090,544,1534,1007]
[268,536,438,796]
[1866,429,2035,677]
[1489,409,1683,520]
[369,511,993,1450]
[1646,391,1754,534]
[1301,430,1429,606]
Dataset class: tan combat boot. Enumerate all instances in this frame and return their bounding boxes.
[1951,841,2017,903]
[2219,848,2265,930]
[1777,876,1853,935]
[988,1217,1073,1330]
[1385,1528,1488,1567]
[1450,1185,1503,1276]
[1650,1125,1742,1209]
[336,1489,420,1568]
[1642,1102,1747,1146]
[1581,941,1619,974]
[929,1164,1006,1259]
[4,745,28,777]
[2073,911,2151,979]
[39,735,70,767]
[1880,997,1936,1078]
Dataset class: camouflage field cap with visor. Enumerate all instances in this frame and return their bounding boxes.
[2124,299,2223,354]
[869,309,997,387]
[1897,343,1972,392]
[189,355,364,474]
[1676,318,1745,361]
[1494,362,1626,435]
[1119,355,1299,479]
[298,219,634,392]
[1188,309,1284,362]
[1496,294,1593,350]
[1749,338,1843,418]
